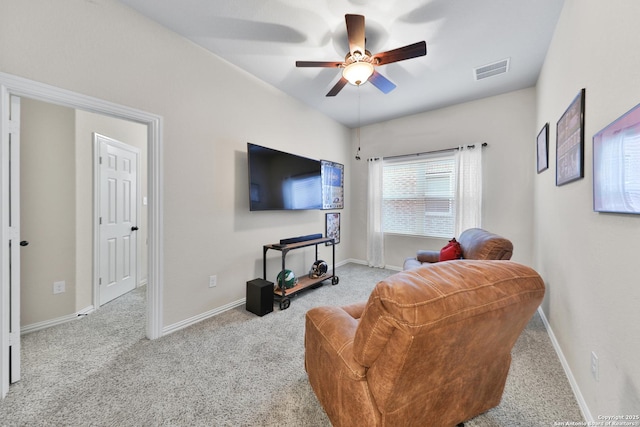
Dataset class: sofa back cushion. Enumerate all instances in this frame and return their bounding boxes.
[352,260,544,421]
[458,228,513,260]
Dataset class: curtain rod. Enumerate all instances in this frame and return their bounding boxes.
[382,142,488,161]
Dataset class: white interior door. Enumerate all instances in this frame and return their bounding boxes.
[96,133,139,306]
[1,94,21,393]
[8,96,21,385]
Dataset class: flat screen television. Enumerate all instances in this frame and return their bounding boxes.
[593,102,640,214]
[247,143,322,211]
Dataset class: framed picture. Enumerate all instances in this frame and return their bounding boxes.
[556,88,585,186]
[325,213,340,245]
[537,123,549,173]
[321,160,344,209]
[593,102,640,214]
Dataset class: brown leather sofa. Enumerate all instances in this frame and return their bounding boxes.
[403,228,513,270]
[305,260,544,427]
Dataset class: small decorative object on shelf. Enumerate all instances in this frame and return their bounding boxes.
[309,260,328,279]
[276,269,298,290]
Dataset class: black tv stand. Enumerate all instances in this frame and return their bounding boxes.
[263,237,339,310]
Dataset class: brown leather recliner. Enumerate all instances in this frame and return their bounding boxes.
[305,260,545,427]
[403,228,513,270]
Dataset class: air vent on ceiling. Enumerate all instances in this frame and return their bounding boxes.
[473,58,510,81]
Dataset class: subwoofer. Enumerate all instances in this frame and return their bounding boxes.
[246,278,274,316]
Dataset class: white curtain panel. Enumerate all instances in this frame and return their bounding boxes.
[455,146,483,235]
[367,158,385,268]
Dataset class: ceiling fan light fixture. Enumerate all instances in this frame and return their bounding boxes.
[342,61,374,86]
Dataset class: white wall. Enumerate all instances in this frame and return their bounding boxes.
[535,0,640,416]
[350,88,536,269]
[0,0,351,327]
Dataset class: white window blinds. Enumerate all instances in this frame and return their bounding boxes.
[382,153,456,238]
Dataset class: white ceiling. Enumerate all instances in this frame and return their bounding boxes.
[117,0,565,128]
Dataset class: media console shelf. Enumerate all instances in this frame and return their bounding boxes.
[263,237,339,310]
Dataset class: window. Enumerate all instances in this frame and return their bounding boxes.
[382,153,456,238]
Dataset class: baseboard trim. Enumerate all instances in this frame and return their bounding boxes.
[341,258,402,271]
[342,258,366,266]
[21,305,95,335]
[537,307,593,422]
[162,298,246,336]
[161,260,394,337]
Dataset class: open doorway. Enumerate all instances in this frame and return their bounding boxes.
[19,98,149,331]
[1,72,163,398]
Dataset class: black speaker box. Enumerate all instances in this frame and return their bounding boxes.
[246,278,274,316]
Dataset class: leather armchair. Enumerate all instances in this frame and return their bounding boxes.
[403,228,513,270]
[305,260,544,427]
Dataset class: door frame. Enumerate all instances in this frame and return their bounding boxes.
[94,133,141,308]
[0,71,164,398]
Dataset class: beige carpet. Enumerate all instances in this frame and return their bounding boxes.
[0,263,584,426]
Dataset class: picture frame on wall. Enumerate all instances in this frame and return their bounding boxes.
[321,160,344,209]
[325,213,340,245]
[593,102,640,214]
[556,88,585,186]
[537,123,549,173]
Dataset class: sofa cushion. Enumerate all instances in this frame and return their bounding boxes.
[439,238,462,261]
[353,260,544,367]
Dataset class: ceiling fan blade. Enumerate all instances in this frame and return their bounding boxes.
[372,41,427,66]
[296,60,343,68]
[345,14,366,56]
[326,77,348,97]
[369,70,396,94]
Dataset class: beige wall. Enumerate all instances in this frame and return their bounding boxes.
[350,88,536,269]
[0,0,351,327]
[19,98,148,327]
[20,98,77,325]
[535,0,640,416]
[5,0,639,417]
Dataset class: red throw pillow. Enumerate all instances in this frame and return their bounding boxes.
[439,238,462,262]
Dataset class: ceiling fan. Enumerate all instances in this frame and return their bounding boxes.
[296,14,427,97]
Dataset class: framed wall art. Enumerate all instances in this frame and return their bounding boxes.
[593,102,640,214]
[321,160,344,209]
[537,123,549,173]
[325,213,340,245]
[556,88,585,186]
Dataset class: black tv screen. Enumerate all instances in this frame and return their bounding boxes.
[247,143,322,211]
[593,102,640,214]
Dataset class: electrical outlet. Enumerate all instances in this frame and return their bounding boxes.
[591,351,599,381]
[53,281,66,294]
[209,275,217,288]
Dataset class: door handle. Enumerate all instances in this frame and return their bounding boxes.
[131,226,139,231]
[20,240,29,247]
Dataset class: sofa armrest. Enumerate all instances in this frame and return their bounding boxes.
[305,306,366,380]
[305,306,381,427]
[416,250,440,263]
